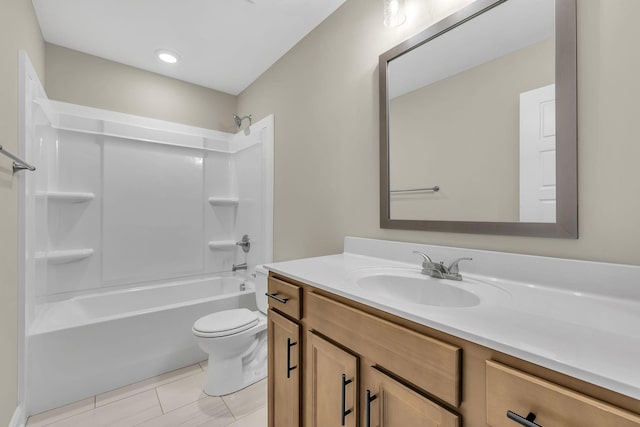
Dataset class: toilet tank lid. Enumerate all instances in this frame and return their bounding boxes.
[255,265,268,276]
[193,308,258,334]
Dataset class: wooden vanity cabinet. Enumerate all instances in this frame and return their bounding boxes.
[267,275,302,319]
[305,325,459,427]
[267,309,300,427]
[363,366,459,427]
[267,275,303,427]
[306,331,358,427]
[486,360,640,427]
[267,272,640,427]
[304,290,460,427]
[305,291,461,407]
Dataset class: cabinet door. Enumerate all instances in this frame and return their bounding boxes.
[362,366,459,427]
[268,309,300,427]
[306,331,358,427]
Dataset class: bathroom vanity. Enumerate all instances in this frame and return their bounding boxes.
[265,238,640,427]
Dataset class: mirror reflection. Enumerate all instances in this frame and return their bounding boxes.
[388,0,556,223]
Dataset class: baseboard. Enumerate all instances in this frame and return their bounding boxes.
[9,406,26,427]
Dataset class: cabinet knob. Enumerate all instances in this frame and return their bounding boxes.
[507,410,542,427]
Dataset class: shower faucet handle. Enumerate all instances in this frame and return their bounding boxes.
[236,234,251,253]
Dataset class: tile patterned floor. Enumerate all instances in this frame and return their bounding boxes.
[26,362,267,427]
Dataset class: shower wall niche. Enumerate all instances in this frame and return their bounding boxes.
[29,100,274,306]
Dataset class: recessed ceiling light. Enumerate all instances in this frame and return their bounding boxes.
[156,49,180,64]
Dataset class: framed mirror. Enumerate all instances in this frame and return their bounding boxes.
[379,0,577,238]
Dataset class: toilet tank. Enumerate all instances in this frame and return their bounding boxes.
[254,265,268,314]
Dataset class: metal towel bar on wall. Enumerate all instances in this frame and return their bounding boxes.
[390,186,439,194]
[0,144,36,173]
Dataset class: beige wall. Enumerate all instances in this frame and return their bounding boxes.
[390,38,554,222]
[238,0,640,266]
[0,0,44,424]
[45,43,238,132]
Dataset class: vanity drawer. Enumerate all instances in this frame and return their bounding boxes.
[486,360,640,427]
[267,276,302,319]
[306,291,461,407]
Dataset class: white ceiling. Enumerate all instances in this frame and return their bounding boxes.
[32,0,347,95]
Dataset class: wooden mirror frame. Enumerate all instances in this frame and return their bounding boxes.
[379,0,577,238]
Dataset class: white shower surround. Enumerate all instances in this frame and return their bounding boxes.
[19,54,274,416]
[29,100,274,300]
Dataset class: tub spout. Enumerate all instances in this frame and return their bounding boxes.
[232,263,248,272]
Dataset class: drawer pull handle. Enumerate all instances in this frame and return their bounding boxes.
[265,292,289,304]
[286,338,297,379]
[507,411,541,427]
[341,374,353,425]
[365,389,378,427]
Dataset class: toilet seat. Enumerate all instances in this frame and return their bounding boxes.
[193,309,259,338]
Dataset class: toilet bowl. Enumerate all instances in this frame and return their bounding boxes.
[192,266,268,396]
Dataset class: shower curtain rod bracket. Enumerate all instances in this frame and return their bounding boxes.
[0,144,36,173]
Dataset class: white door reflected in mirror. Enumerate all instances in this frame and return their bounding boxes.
[519,84,556,223]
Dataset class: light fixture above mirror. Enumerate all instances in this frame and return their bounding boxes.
[379,0,577,238]
[384,0,407,27]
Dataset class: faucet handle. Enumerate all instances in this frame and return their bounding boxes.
[236,234,251,253]
[413,251,434,263]
[447,257,472,274]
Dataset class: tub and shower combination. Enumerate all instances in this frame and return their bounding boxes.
[21,61,273,415]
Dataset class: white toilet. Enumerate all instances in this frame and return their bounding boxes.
[192,266,268,396]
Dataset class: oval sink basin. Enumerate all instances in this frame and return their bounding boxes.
[350,268,509,308]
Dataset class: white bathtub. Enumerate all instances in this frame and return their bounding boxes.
[26,276,256,415]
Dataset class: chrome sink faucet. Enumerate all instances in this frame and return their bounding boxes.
[413,251,472,281]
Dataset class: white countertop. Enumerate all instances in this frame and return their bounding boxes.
[265,237,640,400]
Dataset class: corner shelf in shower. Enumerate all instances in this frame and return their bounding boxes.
[35,248,94,264]
[208,197,239,206]
[37,191,96,203]
[208,241,237,250]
